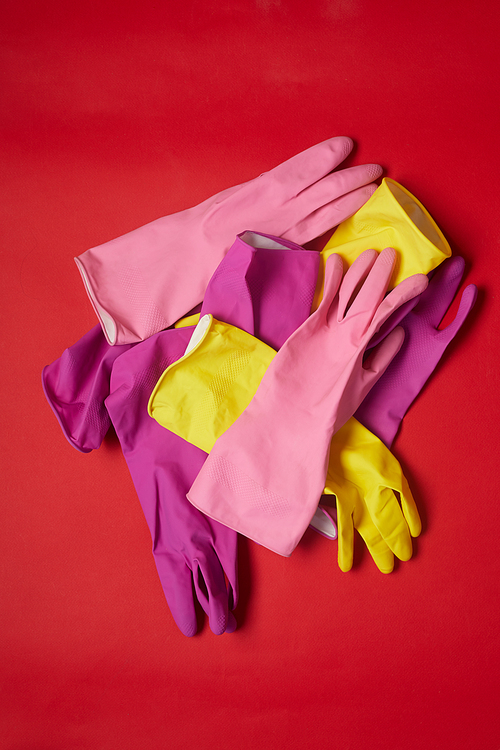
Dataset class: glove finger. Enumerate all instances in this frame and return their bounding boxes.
[436,283,477,344]
[414,256,466,325]
[336,497,355,572]
[399,476,422,538]
[361,327,405,391]
[155,554,199,638]
[366,487,414,562]
[356,521,395,573]
[296,163,382,207]
[374,270,429,329]
[343,247,397,323]
[366,293,421,350]
[318,253,344,321]
[267,137,354,195]
[193,555,233,636]
[210,527,239,611]
[283,183,378,246]
[225,611,238,634]
[337,248,378,319]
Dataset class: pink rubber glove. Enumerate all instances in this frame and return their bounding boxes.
[74,137,382,344]
[187,248,428,556]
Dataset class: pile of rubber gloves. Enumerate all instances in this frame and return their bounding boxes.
[42,137,477,637]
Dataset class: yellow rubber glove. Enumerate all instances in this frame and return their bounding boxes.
[149,317,420,572]
[323,418,421,573]
[313,178,451,310]
[148,315,275,454]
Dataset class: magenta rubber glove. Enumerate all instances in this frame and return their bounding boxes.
[105,327,239,637]
[355,256,477,447]
[74,137,382,344]
[187,248,429,556]
[43,324,238,636]
[43,231,321,634]
[42,325,134,453]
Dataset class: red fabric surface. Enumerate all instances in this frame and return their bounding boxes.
[1,1,499,748]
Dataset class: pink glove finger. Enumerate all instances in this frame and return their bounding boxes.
[374,270,429,329]
[282,183,379,247]
[270,136,354,192]
[337,248,379,319]
[296,163,382,205]
[319,253,344,321]
[346,248,397,321]
[362,326,406,380]
[366,294,421,350]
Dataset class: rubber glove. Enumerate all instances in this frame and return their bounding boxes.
[42,325,134,452]
[322,419,421,573]
[74,137,382,344]
[187,248,428,556]
[105,327,238,637]
[42,324,238,636]
[355,256,477,447]
[313,177,451,310]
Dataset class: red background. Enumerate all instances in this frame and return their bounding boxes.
[2,1,499,748]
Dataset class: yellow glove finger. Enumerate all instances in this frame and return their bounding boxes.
[364,486,413,562]
[352,505,395,574]
[399,475,422,538]
[334,483,357,573]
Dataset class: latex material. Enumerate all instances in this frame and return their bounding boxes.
[41,325,133,453]
[74,137,381,344]
[105,327,239,637]
[322,419,421,573]
[43,323,238,637]
[187,248,428,556]
[313,178,451,310]
[355,256,477,447]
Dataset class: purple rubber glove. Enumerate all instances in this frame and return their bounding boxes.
[43,231,321,634]
[74,137,382,344]
[187,248,428,556]
[43,324,236,636]
[105,327,238,637]
[355,256,477,447]
[42,325,133,453]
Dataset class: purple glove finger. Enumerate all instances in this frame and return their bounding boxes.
[355,256,477,447]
